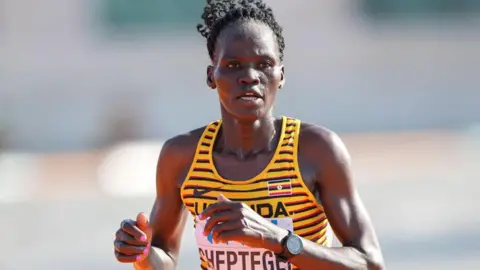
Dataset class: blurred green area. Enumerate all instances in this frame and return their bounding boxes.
[363,0,480,19]
[102,0,204,33]
[100,0,480,34]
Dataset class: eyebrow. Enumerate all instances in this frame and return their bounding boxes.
[220,54,276,61]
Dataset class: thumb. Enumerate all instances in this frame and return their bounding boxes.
[218,194,230,202]
[136,212,150,230]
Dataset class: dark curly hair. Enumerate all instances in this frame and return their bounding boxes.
[197,0,285,61]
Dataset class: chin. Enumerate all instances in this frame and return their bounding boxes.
[230,108,267,122]
[220,102,270,122]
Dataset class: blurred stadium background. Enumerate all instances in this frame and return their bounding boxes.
[1,0,479,269]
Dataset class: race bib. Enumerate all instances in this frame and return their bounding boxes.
[195,217,294,270]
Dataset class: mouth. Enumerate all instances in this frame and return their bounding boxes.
[236,90,263,101]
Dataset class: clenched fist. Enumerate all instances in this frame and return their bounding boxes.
[114,212,152,264]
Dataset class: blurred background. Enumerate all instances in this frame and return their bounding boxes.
[1,0,479,269]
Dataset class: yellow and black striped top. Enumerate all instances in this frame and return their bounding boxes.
[180,116,333,270]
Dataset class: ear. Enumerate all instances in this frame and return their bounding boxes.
[206,65,216,90]
[278,66,285,89]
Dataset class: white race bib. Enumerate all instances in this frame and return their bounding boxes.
[195,217,294,270]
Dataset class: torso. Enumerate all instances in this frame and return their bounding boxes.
[178,116,334,270]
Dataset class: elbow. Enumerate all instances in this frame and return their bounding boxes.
[351,246,384,270]
[366,260,385,270]
[364,254,385,270]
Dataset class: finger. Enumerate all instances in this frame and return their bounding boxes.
[121,219,148,242]
[136,212,150,230]
[115,228,123,239]
[200,201,237,220]
[212,220,243,243]
[203,211,238,236]
[114,250,144,263]
[217,228,256,246]
[114,239,150,256]
[119,231,146,246]
[217,194,231,202]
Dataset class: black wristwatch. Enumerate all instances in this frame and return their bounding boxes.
[275,230,304,262]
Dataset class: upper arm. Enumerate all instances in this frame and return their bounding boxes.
[301,124,384,266]
[148,136,194,262]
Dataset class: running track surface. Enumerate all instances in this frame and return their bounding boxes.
[0,129,479,270]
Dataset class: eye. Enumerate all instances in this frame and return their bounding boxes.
[226,61,241,69]
[258,61,273,69]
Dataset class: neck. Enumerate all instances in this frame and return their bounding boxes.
[219,107,277,159]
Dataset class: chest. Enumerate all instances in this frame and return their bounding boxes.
[179,151,319,217]
[211,151,317,192]
[212,151,275,180]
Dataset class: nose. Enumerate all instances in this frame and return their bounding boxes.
[238,68,260,86]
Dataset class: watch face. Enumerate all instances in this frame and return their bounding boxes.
[286,234,303,255]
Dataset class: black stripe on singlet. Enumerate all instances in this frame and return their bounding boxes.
[274,158,294,164]
[311,234,328,245]
[293,208,324,223]
[285,198,312,206]
[252,174,298,184]
[266,178,293,184]
[294,215,327,231]
[182,183,303,193]
[183,191,309,201]
[299,221,328,238]
[286,122,297,127]
[267,166,295,173]
[285,129,295,135]
[290,204,317,215]
[279,150,294,155]
[188,176,224,184]
[192,168,215,173]
[281,142,294,147]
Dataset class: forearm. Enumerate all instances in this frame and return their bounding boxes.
[133,246,176,270]
[289,240,384,270]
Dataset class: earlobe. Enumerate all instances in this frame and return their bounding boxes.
[206,65,216,90]
[207,77,216,90]
[279,66,285,89]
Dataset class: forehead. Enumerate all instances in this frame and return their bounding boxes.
[215,20,278,59]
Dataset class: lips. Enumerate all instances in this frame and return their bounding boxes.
[236,90,263,100]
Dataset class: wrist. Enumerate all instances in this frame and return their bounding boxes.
[133,254,151,269]
[265,227,289,254]
[133,261,150,270]
[275,231,304,262]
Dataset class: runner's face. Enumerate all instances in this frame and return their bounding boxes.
[208,20,284,121]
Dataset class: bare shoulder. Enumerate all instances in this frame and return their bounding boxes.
[160,126,206,160]
[155,125,208,187]
[298,121,351,164]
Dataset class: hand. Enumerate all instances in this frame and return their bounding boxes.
[114,212,152,264]
[199,194,289,253]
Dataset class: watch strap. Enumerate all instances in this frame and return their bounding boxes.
[275,230,293,262]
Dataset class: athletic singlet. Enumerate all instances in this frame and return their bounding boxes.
[180,116,333,270]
